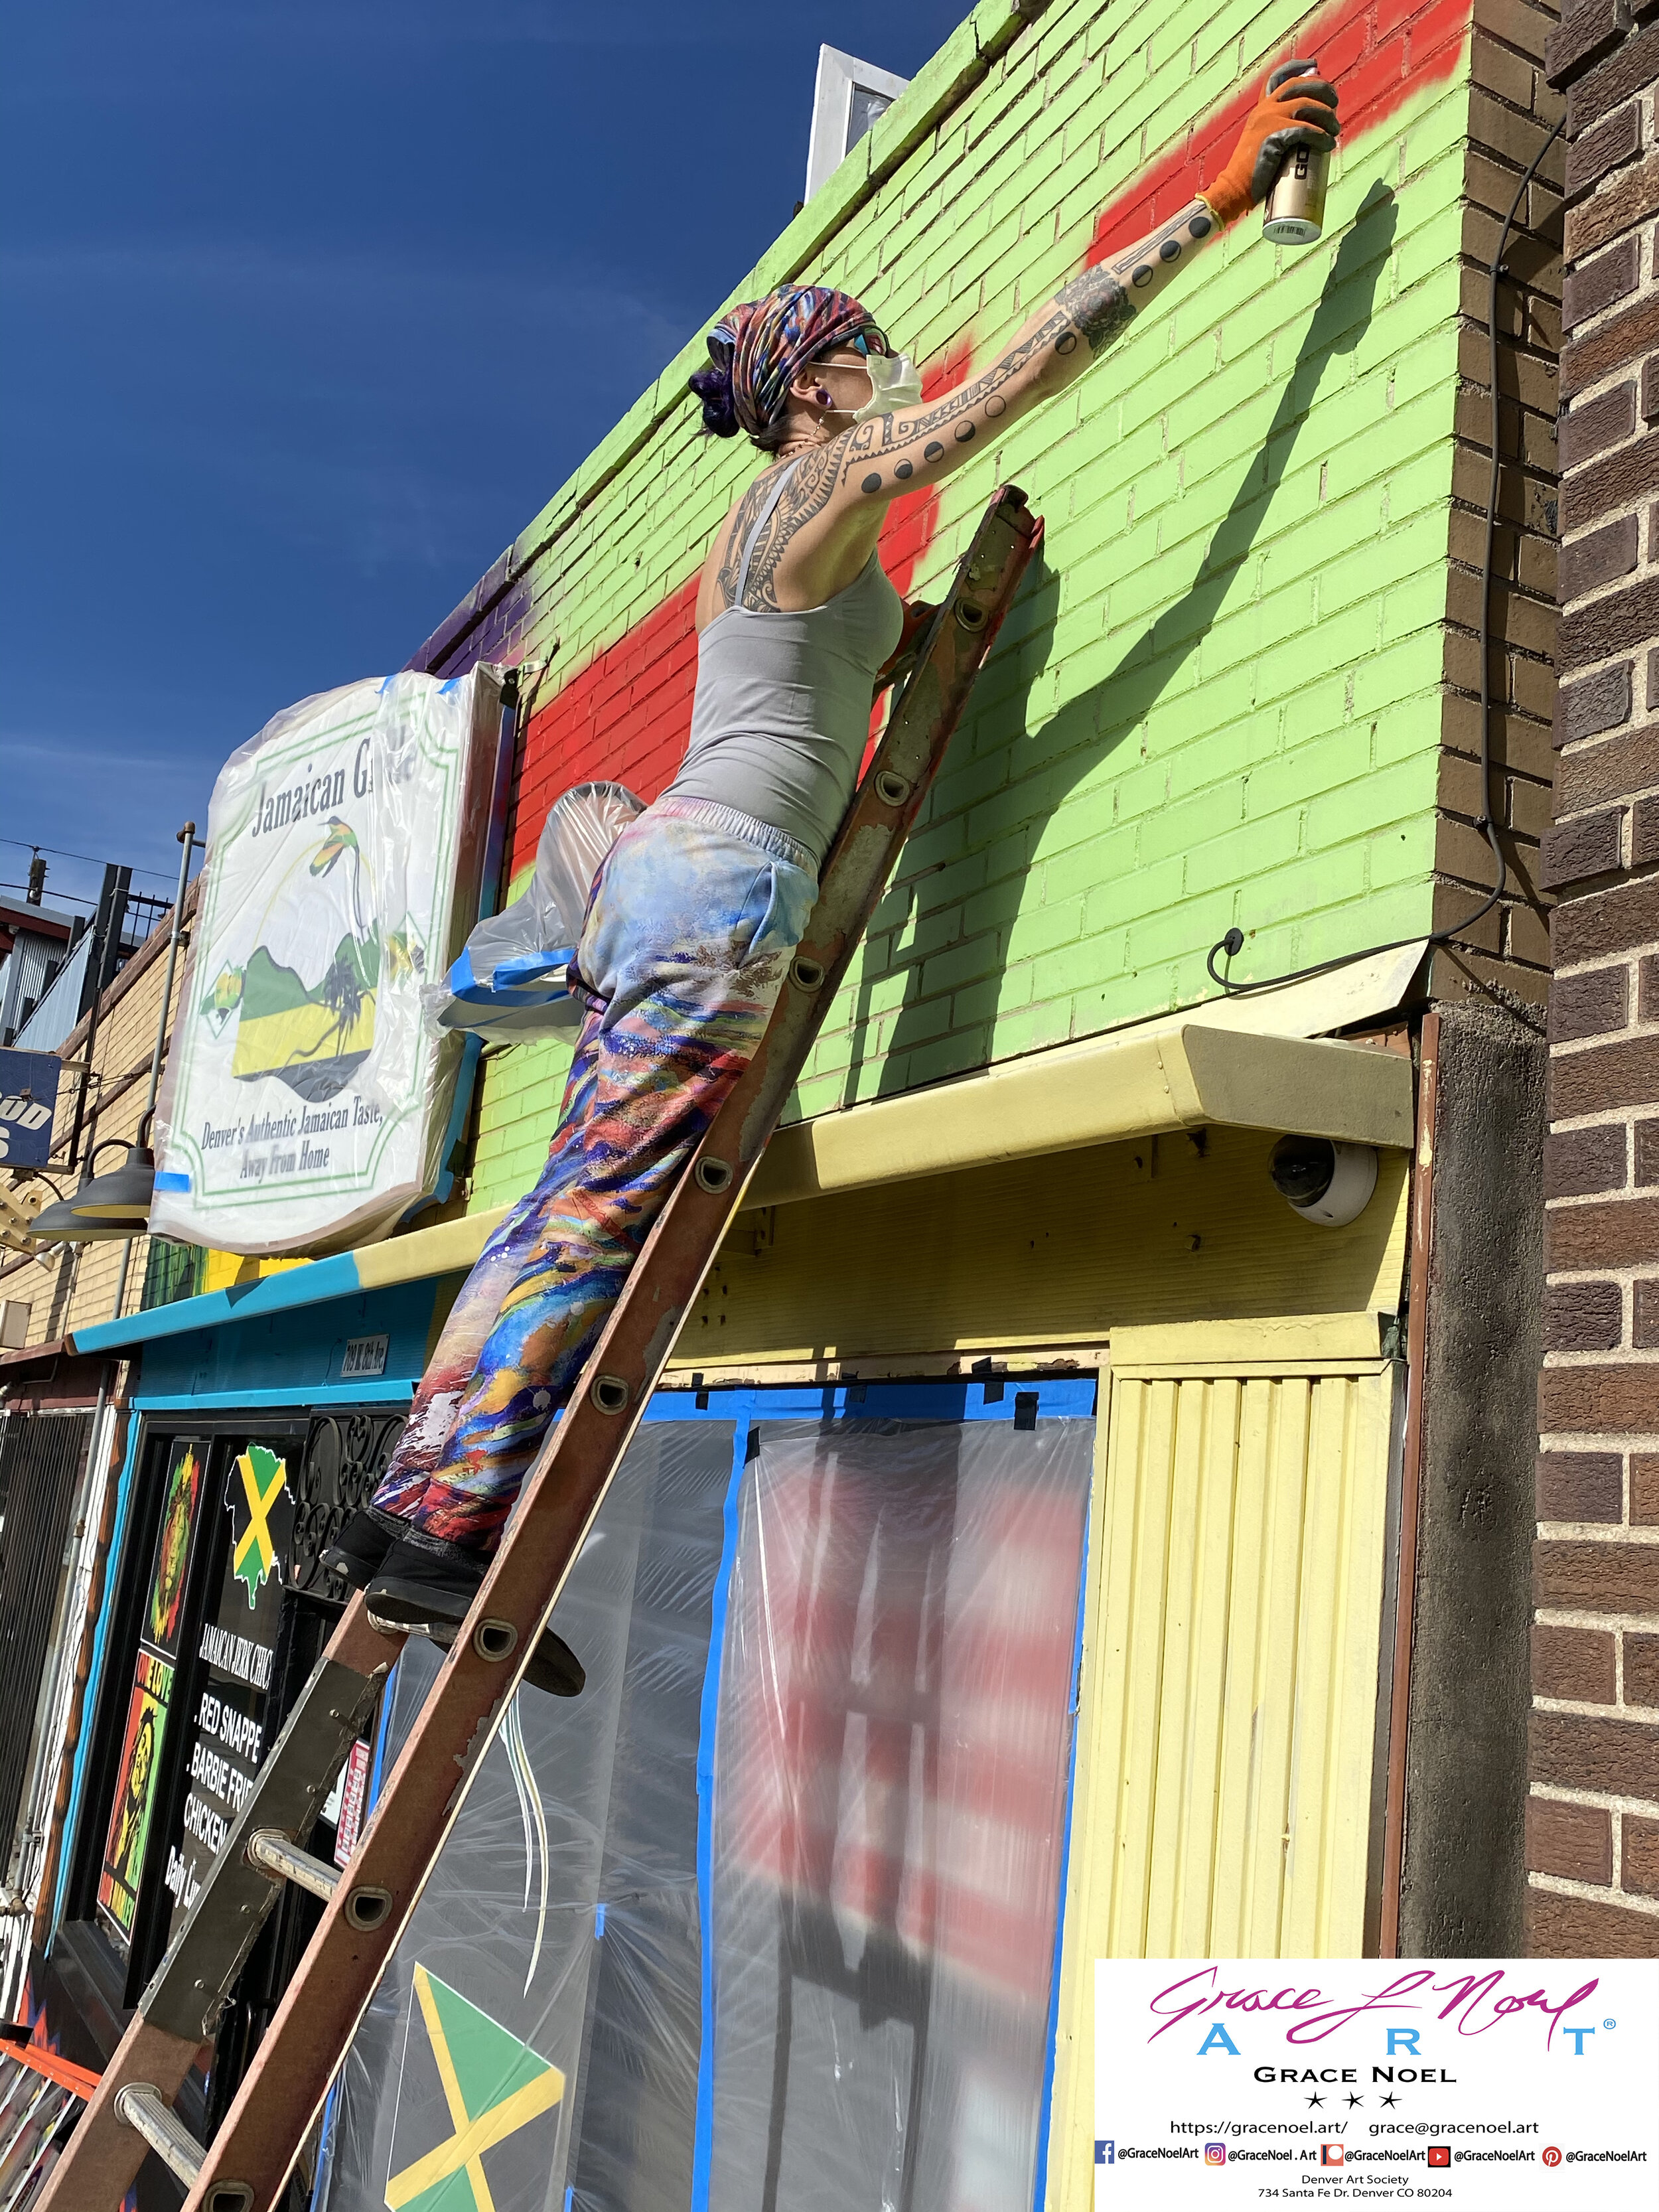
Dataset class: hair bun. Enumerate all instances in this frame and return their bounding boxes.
[688,362,739,439]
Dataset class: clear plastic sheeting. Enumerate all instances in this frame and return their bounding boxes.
[426,780,644,1042]
[314,1418,733,2212]
[706,1416,1092,2212]
[149,670,503,1253]
[313,1390,1092,2212]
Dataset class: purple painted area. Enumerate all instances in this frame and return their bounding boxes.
[404,546,535,676]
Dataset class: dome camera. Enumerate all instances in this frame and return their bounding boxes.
[1269,1134,1378,1228]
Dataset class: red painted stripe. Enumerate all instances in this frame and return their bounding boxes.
[877,337,974,603]
[510,575,699,875]
[1088,0,1471,264]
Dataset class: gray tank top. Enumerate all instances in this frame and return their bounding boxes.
[663,457,904,869]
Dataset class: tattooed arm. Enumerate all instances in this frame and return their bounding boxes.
[828,197,1223,514]
[701,199,1223,615]
[705,60,1338,610]
[823,58,1340,522]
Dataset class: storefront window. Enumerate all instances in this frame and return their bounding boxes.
[96,1437,206,1947]
[315,1376,1094,2212]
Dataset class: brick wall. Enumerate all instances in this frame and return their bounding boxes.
[1529,0,1659,1956]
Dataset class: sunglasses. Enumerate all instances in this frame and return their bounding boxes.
[818,325,892,362]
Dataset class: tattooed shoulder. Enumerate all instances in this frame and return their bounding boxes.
[713,472,777,610]
[733,443,842,612]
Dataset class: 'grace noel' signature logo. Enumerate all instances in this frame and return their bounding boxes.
[1141,1966,1601,2051]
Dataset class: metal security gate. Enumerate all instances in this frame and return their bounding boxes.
[0,1411,92,1852]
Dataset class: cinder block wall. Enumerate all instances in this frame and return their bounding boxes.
[1529,0,1659,1956]
[406,0,1518,1213]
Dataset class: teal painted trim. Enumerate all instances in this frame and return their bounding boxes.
[133,1380,414,1410]
[50,1410,145,1940]
[70,1252,364,1356]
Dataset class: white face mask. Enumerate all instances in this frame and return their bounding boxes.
[852,350,922,421]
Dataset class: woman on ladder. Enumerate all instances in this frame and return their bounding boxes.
[325,62,1340,1689]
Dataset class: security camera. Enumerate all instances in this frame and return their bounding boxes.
[1269,1135,1378,1228]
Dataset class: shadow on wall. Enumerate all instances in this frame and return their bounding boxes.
[837,181,1402,1108]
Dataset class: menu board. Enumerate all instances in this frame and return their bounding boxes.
[97,1439,206,1945]
[161,1442,294,1941]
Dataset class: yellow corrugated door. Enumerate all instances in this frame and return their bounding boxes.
[1086,1364,1393,1958]
[1043,1353,1397,2208]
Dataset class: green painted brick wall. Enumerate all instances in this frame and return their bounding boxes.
[464,0,1473,1211]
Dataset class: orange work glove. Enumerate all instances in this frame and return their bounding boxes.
[1200,60,1340,228]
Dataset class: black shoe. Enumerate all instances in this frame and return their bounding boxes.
[364,1538,585,1698]
[319,1509,394,1591]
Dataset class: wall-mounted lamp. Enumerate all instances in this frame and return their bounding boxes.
[27,1124,155,1240]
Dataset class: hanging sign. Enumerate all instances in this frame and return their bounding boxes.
[149,668,503,1254]
[0,1049,60,1169]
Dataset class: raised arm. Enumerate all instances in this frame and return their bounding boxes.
[833,60,1339,512]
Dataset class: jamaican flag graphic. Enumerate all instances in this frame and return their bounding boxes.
[385,1966,564,2211]
[204,816,425,1104]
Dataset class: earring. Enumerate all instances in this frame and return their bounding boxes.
[815,387,833,406]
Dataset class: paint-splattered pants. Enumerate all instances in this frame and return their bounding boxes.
[370,798,818,1552]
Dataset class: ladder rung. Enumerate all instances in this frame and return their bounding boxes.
[246,1828,339,1902]
[113,2083,202,2188]
[139,1653,390,2043]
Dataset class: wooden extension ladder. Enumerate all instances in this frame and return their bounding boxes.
[39,482,1042,2212]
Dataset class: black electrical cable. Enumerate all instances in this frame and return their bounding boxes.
[0,835,179,884]
[1206,117,1563,999]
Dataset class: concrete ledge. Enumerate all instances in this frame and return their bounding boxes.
[743,1023,1416,1211]
[66,981,1419,1355]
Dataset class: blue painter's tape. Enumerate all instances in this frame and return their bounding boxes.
[52,1412,144,1937]
[691,1392,753,2212]
[153,1170,190,1193]
[594,1902,607,1939]
[1033,1460,1096,2212]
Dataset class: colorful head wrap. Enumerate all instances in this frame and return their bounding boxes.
[689,283,872,443]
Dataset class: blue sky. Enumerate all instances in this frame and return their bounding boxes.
[1,0,969,915]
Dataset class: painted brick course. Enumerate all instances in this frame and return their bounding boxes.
[1540,0,1659,1959]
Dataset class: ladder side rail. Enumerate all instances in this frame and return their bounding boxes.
[157,487,1039,2212]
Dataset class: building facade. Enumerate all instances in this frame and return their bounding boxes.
[5,0,1608,2201]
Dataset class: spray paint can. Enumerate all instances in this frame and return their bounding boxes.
[1262,141,1329,246]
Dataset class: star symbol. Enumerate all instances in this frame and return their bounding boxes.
[1346,2093,1364,2107]
[1380,2093,1399,2108]
[1306,2093,1324,2108]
